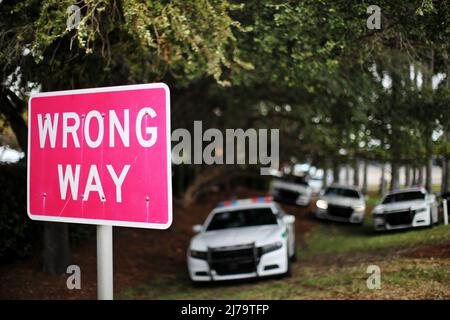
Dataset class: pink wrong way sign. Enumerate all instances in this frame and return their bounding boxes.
[27,83,172,229]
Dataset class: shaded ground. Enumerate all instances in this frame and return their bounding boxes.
[0,188,449,299]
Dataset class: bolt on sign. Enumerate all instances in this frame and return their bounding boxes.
[27,83,172,229]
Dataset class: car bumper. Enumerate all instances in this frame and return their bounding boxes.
[315,208,365,224]
[373,210,431,231]
[187,246,289,282]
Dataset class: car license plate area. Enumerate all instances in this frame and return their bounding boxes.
[385,210,413,226]
[327,205,353,218]
[208,245,258,276]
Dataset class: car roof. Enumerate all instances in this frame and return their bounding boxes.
[386,187,427,195]
[212,197,276,213]
[213,202,275,213]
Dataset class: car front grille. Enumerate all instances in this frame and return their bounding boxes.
[385,210,413,226]
[208,244,258,276]
[327,204,354,219]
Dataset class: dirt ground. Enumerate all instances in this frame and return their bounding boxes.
[0,188,314,299]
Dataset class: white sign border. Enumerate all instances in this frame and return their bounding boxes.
[27,83,172,230]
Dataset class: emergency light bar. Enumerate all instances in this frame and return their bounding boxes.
[217,196,273,207]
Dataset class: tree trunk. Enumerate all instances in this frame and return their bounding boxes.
[390,162,400,191]
[42,223,71,275]
[424,51,434,193]
[362,160,368,194]
[332,161,340,184]
[322,163,328,189]
[441,158,447,193]
[426,158,433,192]
[405,165,411,187]
[444,131,450,193]
[418,166,424,185]
[412,167,417,185]
[345,165,350,185]
[379,163,386,195]
[177,164,185,197]
[445,159,450,193]
[353,159,360,187]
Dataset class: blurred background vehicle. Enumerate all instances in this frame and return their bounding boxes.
[187,197,295,282]
[315,185,366,224]
[372,187,439,231]
[269,175,312,206]
[307,168,333,195]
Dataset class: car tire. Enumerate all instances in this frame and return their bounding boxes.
[290,247,297,263]
[429,211,434,228]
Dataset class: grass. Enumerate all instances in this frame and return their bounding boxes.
[301,221,450,258]
[117,257,449,300]
[117,211,450,300]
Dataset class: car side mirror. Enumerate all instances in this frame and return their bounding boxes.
[282,215,295,224]
[192,224,203,233]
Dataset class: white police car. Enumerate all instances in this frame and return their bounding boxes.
[372,187,439,231]
[187,197,296,282]
[315,185,366,224]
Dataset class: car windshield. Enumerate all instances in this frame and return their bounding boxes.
[206,208,278,231]
[382,191,425,204]
[324,187,360,198]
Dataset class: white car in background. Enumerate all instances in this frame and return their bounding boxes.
[315,185,366,224]
[270,176,312,206]
[187,197,296,282]
[307,168,333,195]
[372,187,439,231]
[308,176,324,195]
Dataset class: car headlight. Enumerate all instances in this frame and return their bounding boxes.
[354,205,365,213]
[415,207,427,213]
[316,199,328,209]
[259,242,283,255]
[190,250,207,260]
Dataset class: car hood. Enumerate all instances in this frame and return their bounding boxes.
[320,195,363,207]
[190,225,283,251]
[374,200,426,213]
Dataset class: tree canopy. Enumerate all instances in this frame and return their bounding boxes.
[1,0,450,195]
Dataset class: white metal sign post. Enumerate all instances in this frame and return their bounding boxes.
[27,83,172,300]
[443,199,449,225]
[97,225,113,300]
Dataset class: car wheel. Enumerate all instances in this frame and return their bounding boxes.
[290,243,297,263]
